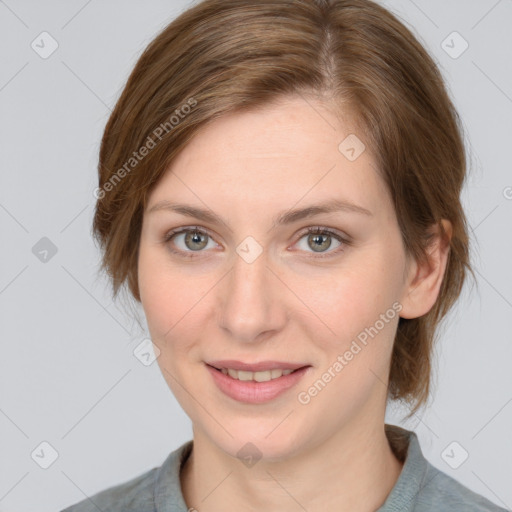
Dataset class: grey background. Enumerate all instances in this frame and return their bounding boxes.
[0,0,511,511]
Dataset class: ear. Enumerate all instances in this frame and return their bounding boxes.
[399,219,452,319]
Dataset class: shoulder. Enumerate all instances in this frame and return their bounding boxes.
[61,440,193,512]
[382,425,507,512]
[413,463,508,512]
[60,466,158,512]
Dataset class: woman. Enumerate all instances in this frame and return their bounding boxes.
[63,0,506,510]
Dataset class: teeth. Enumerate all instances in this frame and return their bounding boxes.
[220,368,295,381]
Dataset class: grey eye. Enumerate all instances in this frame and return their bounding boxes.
[171,229,214,252]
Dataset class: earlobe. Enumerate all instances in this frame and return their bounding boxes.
[399,220,452,320]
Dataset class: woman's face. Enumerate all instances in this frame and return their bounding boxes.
[138,96,415,460]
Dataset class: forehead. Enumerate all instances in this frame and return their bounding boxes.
[147,96,390,219]
[182,96,355,163]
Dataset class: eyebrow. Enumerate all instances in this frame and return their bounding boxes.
[146,198,373,231]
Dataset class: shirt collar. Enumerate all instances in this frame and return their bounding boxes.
[377,424,433,511]
[154,439,193,512]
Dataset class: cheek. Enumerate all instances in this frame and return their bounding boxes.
[292,254,400,341]
[138,243,213,377]
[138,243,188,345]
[296,274,400,424]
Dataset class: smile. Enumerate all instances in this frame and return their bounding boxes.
[205,363,311,404]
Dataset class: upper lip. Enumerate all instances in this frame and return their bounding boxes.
[206,360,310,372]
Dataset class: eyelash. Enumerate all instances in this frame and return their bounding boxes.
[162,226,350,260]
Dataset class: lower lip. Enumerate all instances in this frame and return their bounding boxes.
[205,364,311,404]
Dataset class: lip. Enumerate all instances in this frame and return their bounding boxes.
[206,360,309,372]
[205,363,312,404]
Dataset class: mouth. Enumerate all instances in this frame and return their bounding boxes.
[205,361,312,404]
[206,358,311,379]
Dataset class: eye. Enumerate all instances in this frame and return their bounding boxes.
[163,226,217,258]
[294,227,348,259]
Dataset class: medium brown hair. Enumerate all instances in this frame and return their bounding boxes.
[92,0,475,418]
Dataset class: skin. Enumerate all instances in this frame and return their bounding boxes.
[137,95,451,512]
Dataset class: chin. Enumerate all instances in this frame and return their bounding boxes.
[202,420,308,464]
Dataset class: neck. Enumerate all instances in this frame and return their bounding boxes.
[180,417,404,512]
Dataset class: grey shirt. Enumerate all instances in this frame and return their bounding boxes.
[61,424,508,511]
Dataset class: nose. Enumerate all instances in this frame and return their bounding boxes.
[217,248,287,343]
